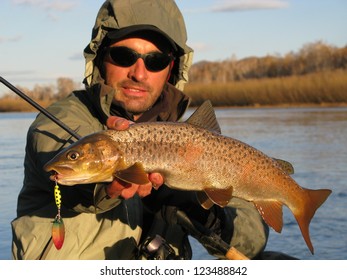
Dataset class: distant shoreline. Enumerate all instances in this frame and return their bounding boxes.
[2,69,346,112]
[211,102,347,109]
[1,99,346,113]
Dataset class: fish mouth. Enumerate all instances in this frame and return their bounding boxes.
[45,165,84,185]
[48,170,59,182]
[45,165,74,176]
[46,168,70,184]
[47,169,92,186]
[44,162,114,186]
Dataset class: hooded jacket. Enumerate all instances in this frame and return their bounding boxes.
[11,0,268,260]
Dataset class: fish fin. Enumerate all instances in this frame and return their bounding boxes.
[196,191,215,209]
[115,162,150,185]
[294,188,332,254]
[203,187,233,207]
[273,158,295,175]
[185,100,221,134]
[253,200,284,233]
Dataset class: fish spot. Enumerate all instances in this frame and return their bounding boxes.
[258,205,265,215]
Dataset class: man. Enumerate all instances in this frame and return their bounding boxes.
[11,0,268,259]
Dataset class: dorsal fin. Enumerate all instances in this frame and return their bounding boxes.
[185,100,221,134]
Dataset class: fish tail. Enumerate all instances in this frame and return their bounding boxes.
[295,188,332,254]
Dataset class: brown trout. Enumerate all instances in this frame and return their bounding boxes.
[44,101,332,254]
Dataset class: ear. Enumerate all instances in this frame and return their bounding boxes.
[95,47,108,79]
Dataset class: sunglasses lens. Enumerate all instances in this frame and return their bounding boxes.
[144,53,172,72]
[108,47,172,72]
[108,47,137,67]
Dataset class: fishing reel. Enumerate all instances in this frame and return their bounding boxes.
[138,234,181,260]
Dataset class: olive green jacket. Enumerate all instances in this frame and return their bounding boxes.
[12,82,194,259]
[11,0,268,260]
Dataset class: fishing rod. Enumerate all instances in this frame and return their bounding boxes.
[0,76,81,140]
[176,210,249,260]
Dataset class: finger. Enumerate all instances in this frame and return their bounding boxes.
[106,179,131,198]
[106,116,132,130]
[137,183,153,197]
[121,184,139,199]
[148,173,164,189]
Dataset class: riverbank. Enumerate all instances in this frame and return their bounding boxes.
[0,97,53,112]
[1,97,346,113]
[185,70,347,107]
[1,70,346,112]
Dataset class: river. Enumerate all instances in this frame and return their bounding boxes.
[0,107,346,260]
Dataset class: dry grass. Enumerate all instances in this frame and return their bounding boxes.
[185,70,347,107]
[1,70,346,112]
[0,97,53,112]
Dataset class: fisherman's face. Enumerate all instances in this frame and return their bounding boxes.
[104,37,172,120]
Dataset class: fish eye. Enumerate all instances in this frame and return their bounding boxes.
[66,151,80,161]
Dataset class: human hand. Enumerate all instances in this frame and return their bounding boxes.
[105,116,164,199]
[106,173,164,199]
[106,115,132,130]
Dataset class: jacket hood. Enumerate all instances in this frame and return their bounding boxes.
[83,0,193,91]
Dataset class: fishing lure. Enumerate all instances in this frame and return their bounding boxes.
[52,179,65,250]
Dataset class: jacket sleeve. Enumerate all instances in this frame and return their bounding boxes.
[22,94,123,215]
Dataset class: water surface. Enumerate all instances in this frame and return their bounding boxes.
[0,107,346,260]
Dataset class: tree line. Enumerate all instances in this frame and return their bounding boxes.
[1,77,80,102]
[188,41,347,83]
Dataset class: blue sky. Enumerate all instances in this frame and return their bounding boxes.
[0,0,346,93]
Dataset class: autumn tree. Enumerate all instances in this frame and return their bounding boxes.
[188,41,347,83]
[56,77,76,99]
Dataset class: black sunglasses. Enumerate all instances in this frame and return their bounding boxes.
[107,46,174,72]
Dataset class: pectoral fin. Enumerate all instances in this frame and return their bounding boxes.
[115,162,150,185]
[196,191,215,209]
[253,200,283,233]
[203,187,233,208]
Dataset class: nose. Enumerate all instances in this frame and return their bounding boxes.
[127,58,148,82]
